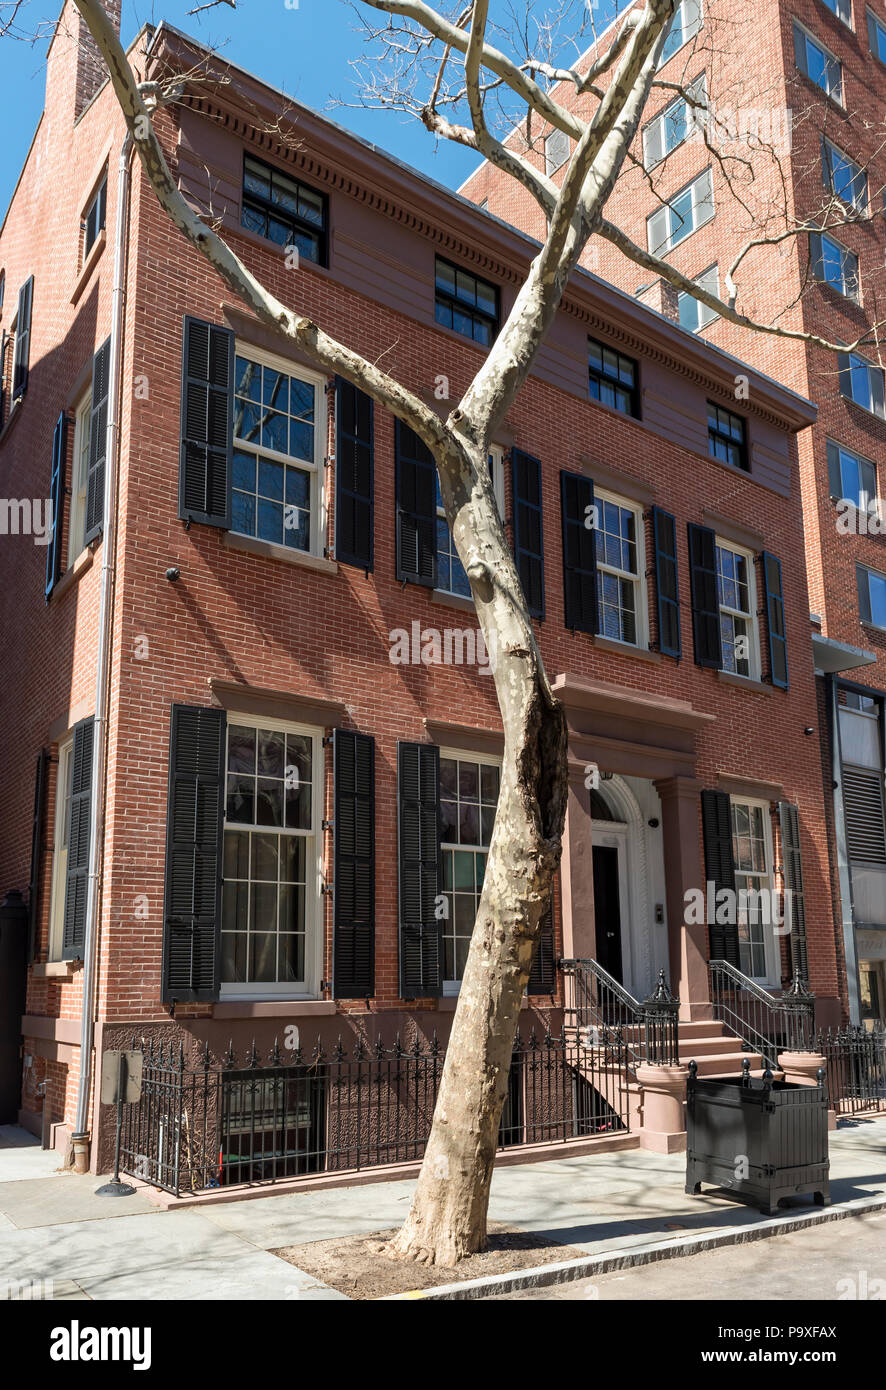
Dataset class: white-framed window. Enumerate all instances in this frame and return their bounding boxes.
[858,563,886,629]
[839,351,886,419]
[67,394,91,565]
[678,264,719,331]
[794,22,843,102]
[643,75,707,169]
[221,716,323,998]
[659,0,703,66]
[870,7,886,62]
[646,168,714,255]
[716,540,760,679]
[810,231,859,300]
[544,128,571,175]
[232,346,326,557]
[595,491,648,648]
[822,138,868,213]
[48,736,74,961]
[439,750,500,993]
[730,797,779,984]
[827,439,877,507]
[435,447,504,598]
[82,174,107,263]
[821,0,852,27]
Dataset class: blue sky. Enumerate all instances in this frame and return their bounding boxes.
[0,0,627,217]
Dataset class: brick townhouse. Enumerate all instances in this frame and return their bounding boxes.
[463,0,886,1027]
[0,4,846,1188]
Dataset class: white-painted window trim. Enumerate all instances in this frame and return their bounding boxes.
[678,264,719,331]
[729,796,780,987]
[716,538,761,681]
[67,394,91,567]
[439,746,501,995]
[435,446,504,599]
[646,167,714,255]
[642,74,707,169]
[595,488,649,651]
[48,736,74,962]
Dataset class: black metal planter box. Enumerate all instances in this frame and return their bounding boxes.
[685,1060,830,1216]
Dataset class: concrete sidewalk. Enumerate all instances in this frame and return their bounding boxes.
[0,1117,883,1300]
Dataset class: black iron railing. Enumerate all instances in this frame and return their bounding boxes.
[560,959,680,1067]
[818,1026,886,1115]
[709,962,815,1071]
[120,1028,631,1197]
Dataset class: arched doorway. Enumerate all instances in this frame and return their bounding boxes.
[590,776,653,999]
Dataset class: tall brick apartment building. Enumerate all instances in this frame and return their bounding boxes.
[0,6,845,1182]
[463,0,886,1026]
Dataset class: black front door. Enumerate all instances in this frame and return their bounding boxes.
[593,844,623,984]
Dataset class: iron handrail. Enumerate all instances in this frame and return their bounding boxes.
[709,960,815,1071]
[560,957,680,1067]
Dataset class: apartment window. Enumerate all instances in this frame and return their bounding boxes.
[221,719,321,995]
[820,0,852,26]
[545,128,571,175]
[232,349,324,555]
[858,564,886,628]
[83,176,107,261]
[659,0,703,65]
[869,8,886,62]
[68,395,92,564]
[241,154,328,266]
[646,168,714,254]
[717,541,759,678]
[822,139,868,213]
[828,439,877,508]
[839,351,886,419]
[436,448,504,597]
[434,258,499,346]
[588,336,640,416]
[440,753,500,991]
[810,232,859,300]
[708,401,748,471]
[794,23,843,102]
[48,737,74,961]
[643,75,706,169]
[730,799,777,983]
[595,492,647,646]
[678,265,719,331]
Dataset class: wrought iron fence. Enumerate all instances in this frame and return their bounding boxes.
[120,1027,631,1197]
[709,962,815,1071]
[818,1026,886,1115]
[560,959,680,1066]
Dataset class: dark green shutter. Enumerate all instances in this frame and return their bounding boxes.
[398,742,442,998]
[333,729,375,997]
[162,705,226,1002]
[12,275,33,400]
[652,506,681,657]
[701,789,739,967]
[335,378,374,570]
[395,421,437,585]
[761,551,789,689]
[513,448,545,619]
[27,749,49,962]
[779,801,808,984]
[560,470,597,633]
[45,412,68,598]
[83,337,110,545]
[62,717,94,961]
[179,317,234,528]
[688,523,721,668]
[528,901,556,993]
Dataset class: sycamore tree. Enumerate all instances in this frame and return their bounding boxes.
[36,0,886,1265]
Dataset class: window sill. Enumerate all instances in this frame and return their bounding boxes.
[860,620,886,638]
[213,999,337,1019]
[222,529,338,574]
[70,229,106,305]
[31,960,82,979]
[50,546,95,601]
[716,669,774,694]
[842,396,886,428]
[593,635,660,663]
[431,589,475,613]
[438,993,530,1011]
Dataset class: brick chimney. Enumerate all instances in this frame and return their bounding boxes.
[74,0,122,120]
[634,278,680,324]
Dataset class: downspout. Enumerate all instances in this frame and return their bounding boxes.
[828,674,862,1025]
[71,130,133,1162]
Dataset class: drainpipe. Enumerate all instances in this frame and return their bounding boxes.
[72,131,133,1161]
[828,674,862,1025]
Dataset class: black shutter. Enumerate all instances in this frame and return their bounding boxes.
[528,901,556,993]
[560,470,597,634]
[83,337,111,545]
[395,421,437,585]
[809,232,824,282]
[45,412,68,598]
[12,275,33,400]
[826,440,843,499]
[335,377,374,570]
[333,729,375,997]
[62,717,94,961]
[27,749,49,963]
[513,448,545,619]
[761,551,789,689]
[179,316,234,528]
[652,506,681,658]
[779,801,808,984]
[688,523,721,668]
[398,741,442,998]
[162,705,226,1002]
[701,789,739,967]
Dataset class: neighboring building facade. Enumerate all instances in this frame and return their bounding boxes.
[0,7,842,1175]
[462,0,886,1026]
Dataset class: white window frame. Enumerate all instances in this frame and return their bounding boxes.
[716,538,761,681]
[642,74,706,169]
[820,0,853,28]
[232,342,327,559]
[439,747,501,996]
[678,264,719,331]
[840,350,886,419]
[658,0,703,67]
[48,736,74,962]
[67,393,91,566]
[219,713,324,1000]
[544,128,570,175]
[812,231,859,300]
[594,489,649,650]
[730,796,780,987]
[646,168,714,255]
[794,21,844,103]
[822,138,868,214]
[435,446,504,599]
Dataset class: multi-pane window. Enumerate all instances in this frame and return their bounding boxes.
[821,0,852,27]
[588,337,639,416]
[434,258,499,346]
[595,493,645,646]
[48,737,74,961]
[643,76,706,168]
[857,564,886,628]
[794,23,843,102]
[707,401,748,471]
[870,8,886,62]
[659,0,703,65]
[678,265,719,331]
[731,799,775,982]
[440,754,500,990]
[810,232,859,299]
[717,542,758,678]
[241,154,328,266]
[646,168,714,255]
[68,395,91,565]
[436,449,504,597]
[83,176,107,261]
[232,350,322,554]
[822,139,868,213]
[222,720,319,993]
[839,351,886,419]
[827,439,877,508]
[545,128,570,174]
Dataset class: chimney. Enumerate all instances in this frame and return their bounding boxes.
[634,278,680,324]
[74,0,122,121]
